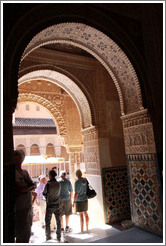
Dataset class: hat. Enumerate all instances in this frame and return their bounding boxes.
[39,174,46,180]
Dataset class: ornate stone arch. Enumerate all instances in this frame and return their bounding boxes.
[19,64,97,126]
[18,70,92,129]
[21,22,144,115]
[18,93,67,136]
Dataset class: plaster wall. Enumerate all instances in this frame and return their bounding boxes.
[14,102,52,118]
[86,174,105,226]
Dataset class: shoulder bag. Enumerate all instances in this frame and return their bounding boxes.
[86,178,97,199]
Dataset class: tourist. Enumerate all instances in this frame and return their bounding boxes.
[35,174,47,228]
[73,169,89,232]
[58,170,73,233]
[43,170,61,241]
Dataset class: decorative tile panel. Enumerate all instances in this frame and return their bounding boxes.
[127,153,162,236]
[102,166,131,224]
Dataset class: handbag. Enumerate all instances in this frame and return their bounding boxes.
[86,179,97,199]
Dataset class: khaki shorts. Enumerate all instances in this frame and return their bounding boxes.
[60,199,72,216]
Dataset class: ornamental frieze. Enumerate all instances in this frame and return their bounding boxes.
[121,109,156,154]
[121,109,150,128]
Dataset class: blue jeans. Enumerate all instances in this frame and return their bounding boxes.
[45,204,61,239]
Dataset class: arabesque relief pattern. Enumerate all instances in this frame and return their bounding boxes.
[82,126,100,175]
[21,22,143,114]
[18,93,67,136]
[121,109,156,154]
[121,109,162,235]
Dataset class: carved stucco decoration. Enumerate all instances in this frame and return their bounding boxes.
[67,145,83,153]
[81,126,100,175]
[18,93,67,136]
[44,94,64,107]
[30,137,40,146]
[121,109,156,154]
[18,70,92,129]
[15,138,26,148]
[21,22,143,115]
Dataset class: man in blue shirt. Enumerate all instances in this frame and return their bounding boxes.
[58,171,73,233]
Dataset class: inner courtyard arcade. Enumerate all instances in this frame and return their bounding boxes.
[3,3,163,243]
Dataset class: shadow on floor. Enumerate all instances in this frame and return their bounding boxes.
[91,226,163,244]
[30,214,163,244]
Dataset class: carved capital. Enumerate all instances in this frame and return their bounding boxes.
[121,110,156,154]
[67,145,83,153]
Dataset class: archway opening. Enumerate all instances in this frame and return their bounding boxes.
[18,38,130,232]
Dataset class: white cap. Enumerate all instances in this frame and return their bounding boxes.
[39,174,46,180]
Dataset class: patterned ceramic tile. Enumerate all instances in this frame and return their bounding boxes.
[127,153,163,236]
[102,166,131,224]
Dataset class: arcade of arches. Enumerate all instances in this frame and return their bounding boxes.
[3,3,163,243]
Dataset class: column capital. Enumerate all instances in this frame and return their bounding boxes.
[66,145,82,154]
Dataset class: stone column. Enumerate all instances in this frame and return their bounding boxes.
[75,152,81,170]
[69,152,75,191]
[121,109,162,236]
[68,146,82,189]
[82,126,105,226]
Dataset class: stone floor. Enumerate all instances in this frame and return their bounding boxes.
[30,214,163,244]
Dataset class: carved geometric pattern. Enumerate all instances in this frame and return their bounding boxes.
[18,93,67,136]
[40,93,64,107]
[18,70,92,129]
[14,138,26,147]
[21,22,143,114]
[102,166,131,224]
[121,110,156,154]
[82,126,100,175]
[128,154,162,236]
[30,137,40,145]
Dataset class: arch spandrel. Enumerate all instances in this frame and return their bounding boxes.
[21,22,144,115]
[18,93,67,136]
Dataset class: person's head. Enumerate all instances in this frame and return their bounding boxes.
[52,166,57,171]
[60,170,66,179]
[76,169,82,179]
[39,174,47,184]
[49,170,57,180]
[14,150,25,169]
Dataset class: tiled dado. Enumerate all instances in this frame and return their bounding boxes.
[127,153,163,236]
[102,166,131,224]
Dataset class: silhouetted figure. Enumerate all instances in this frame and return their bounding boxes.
[14,150,36,243]
[58,170,73,233]
[73,169,89,232]
[43,170,61,241]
